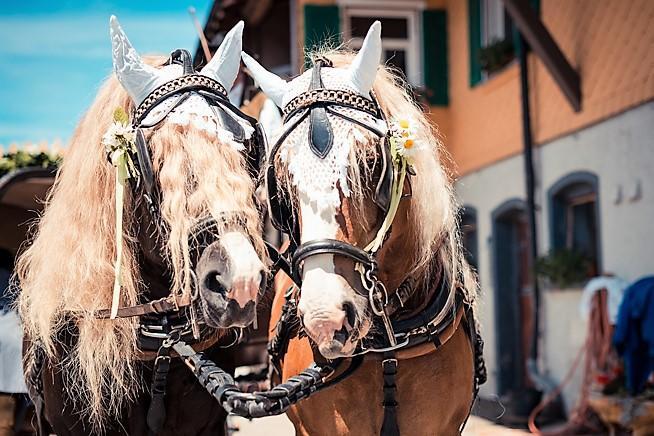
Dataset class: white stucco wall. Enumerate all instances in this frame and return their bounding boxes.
[542,288,586,413]
[454,101,654,401]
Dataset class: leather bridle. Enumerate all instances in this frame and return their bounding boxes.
[264,58,420,351]
[265,58,393,240]
[96,49,267,327]
[129,49,266,222]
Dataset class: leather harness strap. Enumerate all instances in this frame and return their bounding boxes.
[135,332,224,361]
[93,293,192,319]
[380,352,400,436]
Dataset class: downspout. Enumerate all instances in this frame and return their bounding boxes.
[517,35,542,369]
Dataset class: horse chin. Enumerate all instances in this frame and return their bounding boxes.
[318,341,352,359]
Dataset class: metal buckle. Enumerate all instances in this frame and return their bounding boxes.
[352,335,410,356]
[361,266,397,347]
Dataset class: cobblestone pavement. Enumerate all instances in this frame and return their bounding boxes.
[228,415,530,435]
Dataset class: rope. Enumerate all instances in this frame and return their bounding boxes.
[528,290,612,434]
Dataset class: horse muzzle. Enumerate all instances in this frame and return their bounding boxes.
[195,240,265,328]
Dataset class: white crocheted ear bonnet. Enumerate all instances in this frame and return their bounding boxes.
[242,21,386,208]
[110,16,252,149]
[277,68,387,209]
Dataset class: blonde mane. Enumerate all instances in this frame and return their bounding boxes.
[16,58,265,429]
[276,49,478,322]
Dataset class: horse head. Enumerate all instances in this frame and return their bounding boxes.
[110,16,266,328]
[244,22,388,357]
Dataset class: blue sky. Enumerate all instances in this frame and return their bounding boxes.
[0,1,212,148]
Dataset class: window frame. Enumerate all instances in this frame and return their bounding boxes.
[469,0,525,86]
[460,205,480,273]
[548,171,602,274]
[340,4,424,86]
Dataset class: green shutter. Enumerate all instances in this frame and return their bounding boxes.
[422,9,448,106]
[303,5,341,66]
[468,0,482,87]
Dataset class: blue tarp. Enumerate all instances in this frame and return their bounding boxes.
[613,276,654,395]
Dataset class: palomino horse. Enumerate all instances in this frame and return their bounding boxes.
[16,18,267,435]
[243,22,485,435]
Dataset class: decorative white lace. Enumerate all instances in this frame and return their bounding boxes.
[141,93,254,151]
[273,67,387,210]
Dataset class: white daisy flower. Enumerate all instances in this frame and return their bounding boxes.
[389,118,425,163]
[102,121,135,154]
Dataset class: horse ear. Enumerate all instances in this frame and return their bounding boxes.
[241,52,288,108]
[349,20,382,96]
[109,15,161,105]
[200,21,244,90]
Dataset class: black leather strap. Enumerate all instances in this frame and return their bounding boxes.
[133,74,227,125]
[307,60,334,158]
[265,108,310,233]
[167,49,194,75]
[147,343,172,433]
[134,128,156,207]
[291,238,374,285]
[380,352,400,436]
[265,241,293,279]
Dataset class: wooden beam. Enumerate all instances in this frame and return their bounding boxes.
[501,0,581,111]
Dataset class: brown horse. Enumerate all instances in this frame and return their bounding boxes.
[243,22,485,435]
[16,18,268,435]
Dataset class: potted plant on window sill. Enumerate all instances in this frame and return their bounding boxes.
[479,39,515,76]
[536,248,592,291]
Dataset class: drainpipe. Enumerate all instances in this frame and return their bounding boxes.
[517,35,541,365]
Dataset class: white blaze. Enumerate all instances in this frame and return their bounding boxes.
[220,231,264,308]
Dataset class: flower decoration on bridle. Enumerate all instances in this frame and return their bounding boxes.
[101,107,139,319]
[389,118,425,166]
[364,118,423,254]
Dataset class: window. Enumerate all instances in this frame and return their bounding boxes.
[469,0,517,85]
[342,7,422,85]
[460,207,479,271]
[549,173,601,277]
[480,0,512,47]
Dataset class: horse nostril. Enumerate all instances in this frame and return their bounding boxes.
[342,301,356,329]
[203,271,227,294]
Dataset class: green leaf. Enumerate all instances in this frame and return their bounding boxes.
[113,107,129,124]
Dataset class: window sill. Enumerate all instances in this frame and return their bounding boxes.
[471,60,519,93]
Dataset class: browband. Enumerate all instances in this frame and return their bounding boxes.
[133,74,228,126]
[282,88,380,122]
